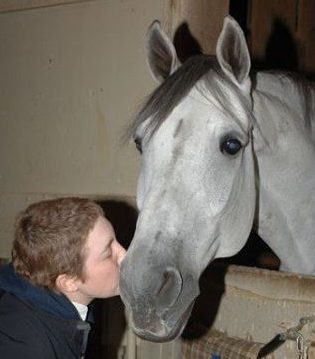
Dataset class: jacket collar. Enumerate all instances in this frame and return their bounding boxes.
[0,263,80,320]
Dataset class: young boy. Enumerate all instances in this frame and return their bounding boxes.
[0,197,126,358]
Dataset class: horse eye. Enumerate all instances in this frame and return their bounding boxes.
[134,137,142,154]
[220,138,242,155]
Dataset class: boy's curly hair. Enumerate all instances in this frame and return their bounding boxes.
[12,197,103,291]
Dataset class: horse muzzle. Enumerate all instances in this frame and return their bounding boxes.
[127,300,195,342]
[119,263,199,341]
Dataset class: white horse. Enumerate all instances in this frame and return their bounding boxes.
[120,16,315,342]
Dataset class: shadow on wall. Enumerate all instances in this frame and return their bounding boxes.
[252,18,299,72]
[99,199,138,250]
[173,22,202,63]
[230,1,300,73]
[91,199,138,359]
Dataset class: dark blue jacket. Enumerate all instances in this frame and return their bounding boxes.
[0,264,92,358]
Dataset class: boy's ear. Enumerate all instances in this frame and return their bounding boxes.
[55,274,78,293]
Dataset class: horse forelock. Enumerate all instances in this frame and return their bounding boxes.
[128,55,218,139]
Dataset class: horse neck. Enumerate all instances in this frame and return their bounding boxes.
[252,72,315,274]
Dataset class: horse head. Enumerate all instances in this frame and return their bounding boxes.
[120,16,256,342]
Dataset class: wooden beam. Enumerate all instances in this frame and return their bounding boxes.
[0,0,95,13]
[164,0,229,58]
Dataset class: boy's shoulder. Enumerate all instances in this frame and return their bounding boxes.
[0,291,49,334]
[0,290,77,331]
[0,291,54,357]
[0,291,85,358]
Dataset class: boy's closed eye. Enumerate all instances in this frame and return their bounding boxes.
[100,238,114,259]
[102,249,112,259]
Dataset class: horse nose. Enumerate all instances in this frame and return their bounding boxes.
[154,267,182,314]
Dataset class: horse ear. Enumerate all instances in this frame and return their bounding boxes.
[216,16,251,89]
[145,20,180,83]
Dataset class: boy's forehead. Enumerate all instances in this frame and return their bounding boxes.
[90,216,114,240]
[84,216,114,256]
[98,215,113,231]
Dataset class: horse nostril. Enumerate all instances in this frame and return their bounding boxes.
[156,270,171,296]
[155,267,182,312]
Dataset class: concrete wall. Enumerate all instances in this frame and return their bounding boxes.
[0,0,166,258]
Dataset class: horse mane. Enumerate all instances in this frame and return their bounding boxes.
[255,70,315,130]
[285,72,315,129]
[128,55,219,139]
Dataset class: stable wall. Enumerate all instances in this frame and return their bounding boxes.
[0,0,165,258]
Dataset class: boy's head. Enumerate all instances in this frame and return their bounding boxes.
[12,197,126,303]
